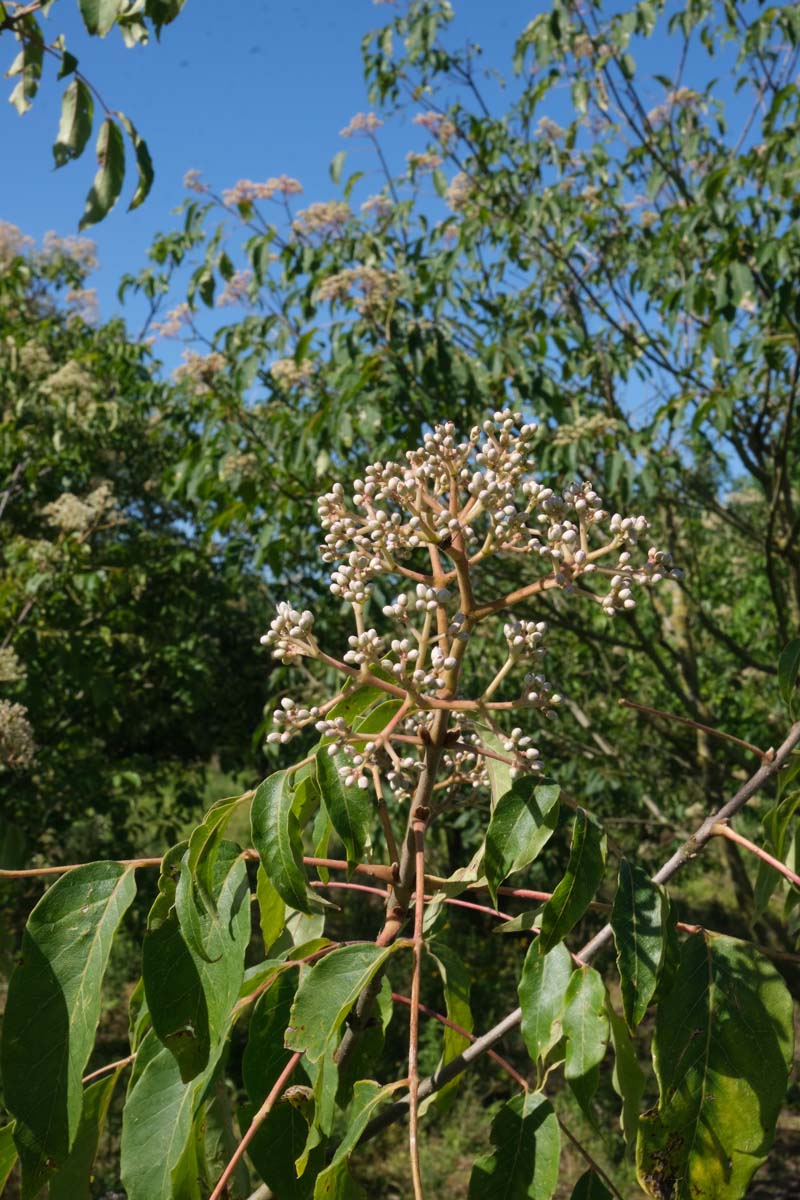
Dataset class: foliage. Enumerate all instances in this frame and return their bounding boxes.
[116,0,800,853]
[1,416,798,1199]
[0,230,267,855]
[1,0,191,225]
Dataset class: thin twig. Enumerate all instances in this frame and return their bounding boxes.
[619,697,770,760]
[408,813,428,1200]
[82,1054,134,1085]
[209,1051,302,1200]
[712,821,800,888]
[391,993,528,1089]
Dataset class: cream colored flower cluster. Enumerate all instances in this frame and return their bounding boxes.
[260,413,681,788]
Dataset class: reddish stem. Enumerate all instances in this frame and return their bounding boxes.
[408,815,427,1200]
[713,821,800,887]
[208,1051,302,1200]
[392,992,528,1090]
[82,1054,134,1085]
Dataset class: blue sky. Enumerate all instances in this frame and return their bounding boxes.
[2,0,532,324]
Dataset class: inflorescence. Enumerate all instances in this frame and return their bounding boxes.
[260,411,681,794]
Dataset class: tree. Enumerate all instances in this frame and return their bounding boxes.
[2,0,800,1196]
[0,223,267,861]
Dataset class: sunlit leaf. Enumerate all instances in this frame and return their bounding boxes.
[637,933,794,1199]
[2,863,136,1195]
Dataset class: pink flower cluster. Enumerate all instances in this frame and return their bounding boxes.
[340,112,384,138]
[222,176,303,207]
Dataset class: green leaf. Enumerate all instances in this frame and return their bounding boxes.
[778,638,800,711]
[426,941,473,1112]
[49,1069,120,1199]
[257,862,286,952]
[78,0,121,36]
[145,0,188,32]
[607,996,644,1149]
[330,149,346,184]
[569,1169,613,1200]
[316,747,371,867]
[610,859,670,1029]
[243,969,299,1105]
[485,777,561,905]
[79,117,125,229]
[184,790,251,917]
[518,940,572,1065]
[7,38,43,114]
[244,1098,319,1200]
[53,79,93,167]
[120,1030,219,1200]
[286,943,400,1061]
[538,809,606,952]
[2,863,136,1194]
[117,112,154,210]
[562,966,609,1117]
[252,769,317,914]
[143,843,249,1082]
[493,910,542,935]
[314,1078,406,1198]
[468,1091,561,1199]
[636,932,794,1200]
[0,1125,17,1193]
[476,722,515,810]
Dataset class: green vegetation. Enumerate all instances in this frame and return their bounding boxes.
[2,1,800,1197]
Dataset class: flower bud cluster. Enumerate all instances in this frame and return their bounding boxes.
[260,603,316,664]
[266,697,320,745]
[504,619,547,662]
[521,672,562,719]
[502,726,542,778]
[343,629,385,667]
[259,412,682,794]
[315,716,377,789]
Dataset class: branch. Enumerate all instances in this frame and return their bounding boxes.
[359,719,800,1142]
[618,697,770,760]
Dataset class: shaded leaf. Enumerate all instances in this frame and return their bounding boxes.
[0,1125,17,1193]
[79,117,125,229]
[607,996,645,1149]
[538,809,606,952]
[570,1169,613,1200]
[778,638,800,710]
[468,1091,561,1199]
[610,859,670,1029]
[518,940,572,1065]
[49,1069,120,1200]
